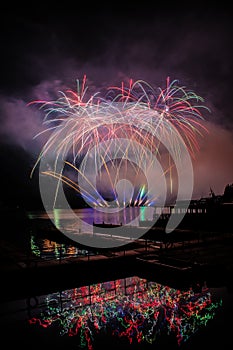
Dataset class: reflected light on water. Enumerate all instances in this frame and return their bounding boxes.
[28,276,222,349]
[30,235,92,260]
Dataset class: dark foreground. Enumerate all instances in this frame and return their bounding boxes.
[0,208,232,349]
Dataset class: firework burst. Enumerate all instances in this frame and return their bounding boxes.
[29,75,210,209]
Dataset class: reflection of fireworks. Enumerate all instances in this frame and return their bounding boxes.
[30,76,209,208]
[29,276,222,349]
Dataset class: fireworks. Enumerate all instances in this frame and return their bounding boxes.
[29,76,209,209]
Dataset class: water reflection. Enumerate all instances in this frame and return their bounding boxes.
[27,207,155,229]
[28,207,155,259]
[28,276,222,349]
[30,234,94,260]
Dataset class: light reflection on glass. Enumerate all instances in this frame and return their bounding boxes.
[28,276,222,349]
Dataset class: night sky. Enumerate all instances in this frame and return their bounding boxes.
[0,5,233,209]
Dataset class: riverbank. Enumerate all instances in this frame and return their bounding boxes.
[0,212,233,350]
[1,226,233,301]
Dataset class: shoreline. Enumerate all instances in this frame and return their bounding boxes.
[1,231,233,302]
[0,206,232,301]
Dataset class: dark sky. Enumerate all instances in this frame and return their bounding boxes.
[0,5,233,208]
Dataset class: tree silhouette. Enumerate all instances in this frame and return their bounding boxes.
[223,183,233,202]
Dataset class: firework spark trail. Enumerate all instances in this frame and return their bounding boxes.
[30,77,208,156]
[29,74,210,243]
